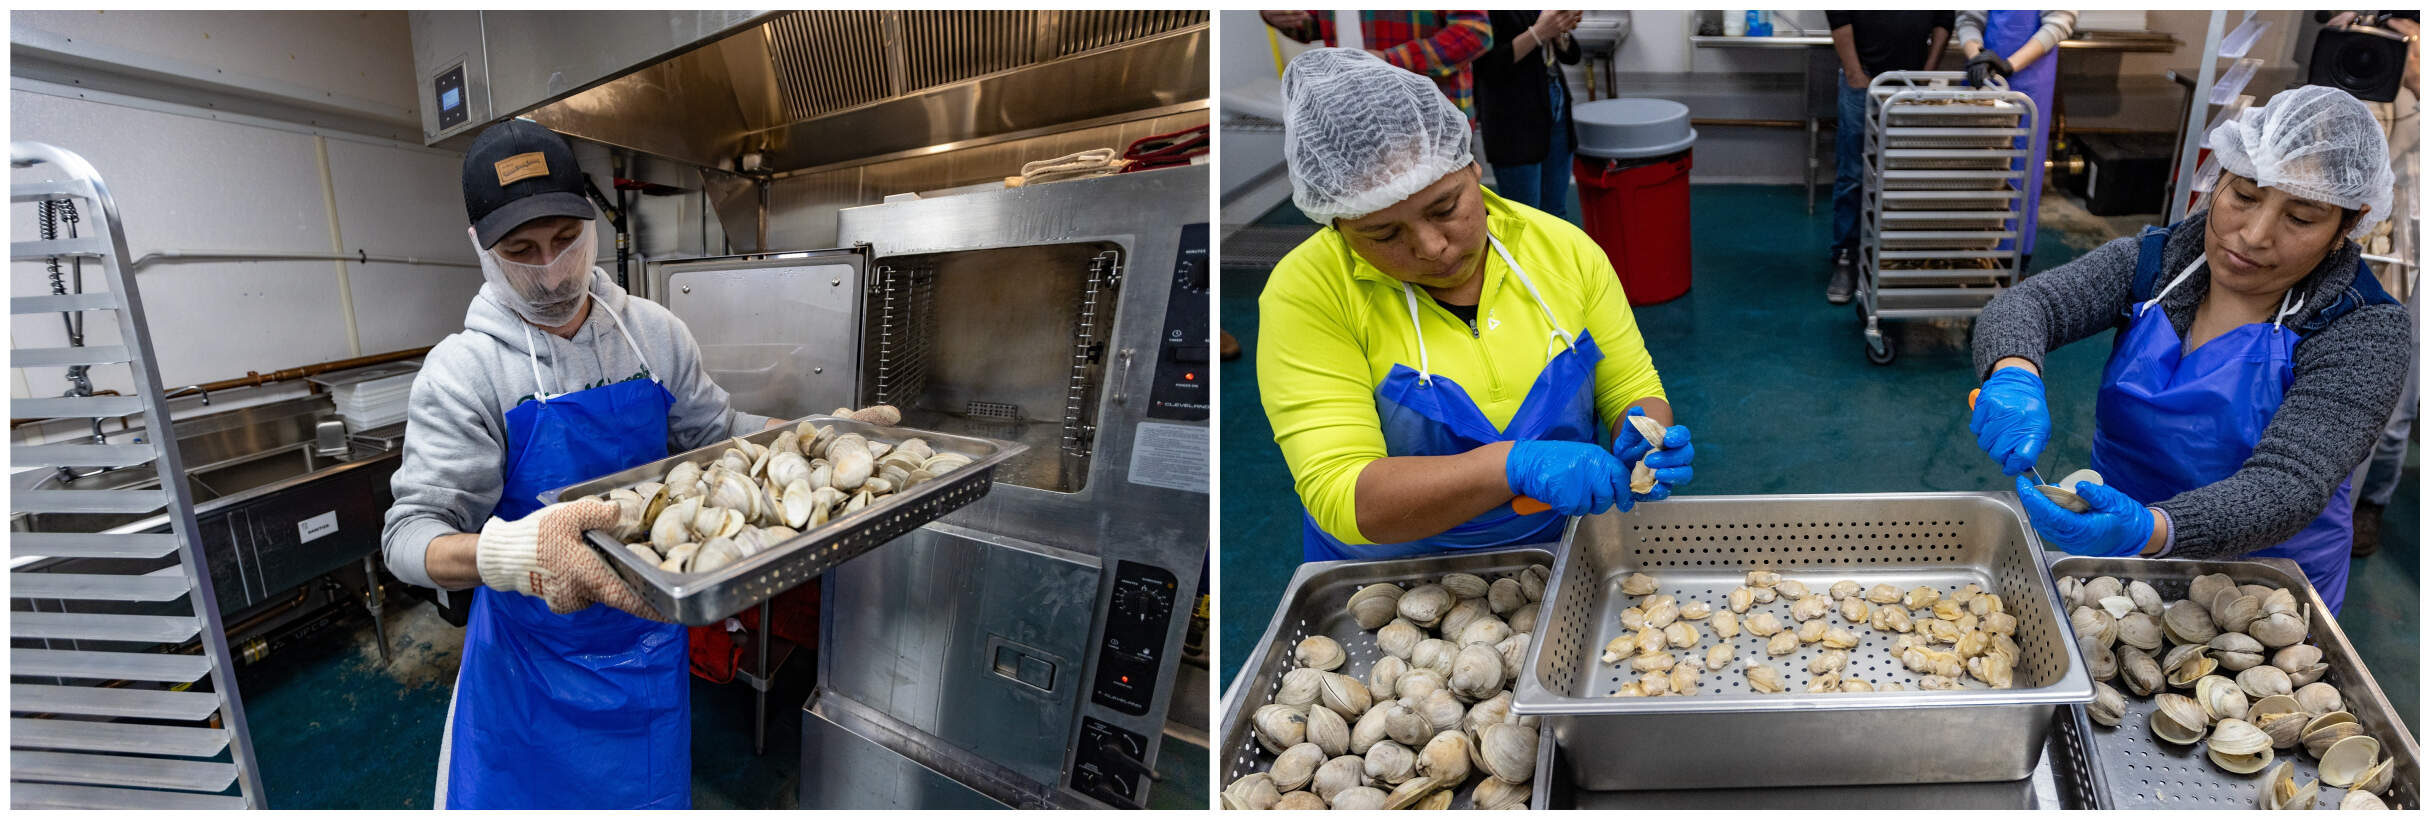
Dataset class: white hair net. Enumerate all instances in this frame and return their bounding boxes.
[2201,85,2394,239]
[1282,48,1475,224]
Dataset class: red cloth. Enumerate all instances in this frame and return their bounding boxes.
[688,583,818,683]
[1122,124,1210,172]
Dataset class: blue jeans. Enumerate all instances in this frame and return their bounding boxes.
[1492,81,1574,219]
[1831,74,1867,254]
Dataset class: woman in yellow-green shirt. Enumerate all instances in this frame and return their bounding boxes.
[1261,49,1695,561]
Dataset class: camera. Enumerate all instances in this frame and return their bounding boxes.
[2307,12,2411,102]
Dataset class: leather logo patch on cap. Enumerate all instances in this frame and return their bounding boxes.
[494,152,550,186]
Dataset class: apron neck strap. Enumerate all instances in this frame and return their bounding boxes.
[2272,289,2305,330]
[521,324,553,403]
[1399,283,1435,385]
[520,291,655,403]
[591,291,655,375]
[2148,254,2205,307]
[2151,254,2308,330]
[1487,234,1576,353]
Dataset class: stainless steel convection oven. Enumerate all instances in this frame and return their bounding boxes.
[651,166,1209,808]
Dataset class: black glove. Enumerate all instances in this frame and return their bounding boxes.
[1965,51,2015,88]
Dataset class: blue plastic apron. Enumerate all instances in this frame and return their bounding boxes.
[1303,235,1605,560]
[1985,11,2057,256]
[445,294,690,809]
[2089,249,2356,612]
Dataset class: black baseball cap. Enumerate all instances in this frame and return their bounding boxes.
[462,119,596,249]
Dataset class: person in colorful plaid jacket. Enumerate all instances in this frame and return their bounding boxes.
[1260,10,1494,119]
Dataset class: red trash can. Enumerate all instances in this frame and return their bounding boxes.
[1571,98,1698,305]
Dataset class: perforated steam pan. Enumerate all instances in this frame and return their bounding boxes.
[540,415,1026,625]
[2046,556,2419,810]
[1218,547,1560,810]
[1510,492,2095,791]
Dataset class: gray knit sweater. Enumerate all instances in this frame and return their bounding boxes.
[1971,211,2411,559]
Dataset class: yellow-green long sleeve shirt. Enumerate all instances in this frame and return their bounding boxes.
[1258,187,1667,545]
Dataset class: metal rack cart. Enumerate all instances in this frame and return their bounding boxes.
[10,142,263,808]
[1856,71,2040,364]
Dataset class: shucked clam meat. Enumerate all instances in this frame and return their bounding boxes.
[586,422,967,574]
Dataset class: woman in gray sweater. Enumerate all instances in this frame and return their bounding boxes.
[1968,86,2405,613]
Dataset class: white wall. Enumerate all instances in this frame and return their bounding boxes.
[1215,10,2313,192]
[10,11,481,408]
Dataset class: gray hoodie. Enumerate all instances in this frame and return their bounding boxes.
[380,273,771,589]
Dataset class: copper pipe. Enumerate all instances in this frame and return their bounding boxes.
[11,346,431,427]
[190,346,432,394]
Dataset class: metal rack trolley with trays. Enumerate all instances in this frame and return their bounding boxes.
[1509,492,2095,791]
[1219,547,1563,810]
[9,142,264,808]
[2045,555,2418,810]
[1855,71,2040,364]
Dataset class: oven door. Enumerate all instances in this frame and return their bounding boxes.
[645,246,869,420]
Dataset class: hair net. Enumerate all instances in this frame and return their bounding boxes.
[2201,85,2394,239]
[1282,48,1475,224]
[471,218,597,326]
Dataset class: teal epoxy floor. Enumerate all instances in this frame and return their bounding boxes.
[1218,185,2419,730]
[235,599,1207,809]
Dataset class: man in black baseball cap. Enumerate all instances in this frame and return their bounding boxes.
[388,118,895,809]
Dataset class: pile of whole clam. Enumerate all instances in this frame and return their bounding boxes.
[2060,574,2400,810]
[1601,570,2023,695]
[1224,567,1549,810]
[581,420,972,575]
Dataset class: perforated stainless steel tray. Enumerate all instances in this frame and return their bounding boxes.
[1511,492,2094,790]
[1218,547,1559,810]
[540,415,1026,625]
[2047,555,2419,810]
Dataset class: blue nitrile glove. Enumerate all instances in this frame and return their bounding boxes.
[1612,407,1694,509]
[1970,368,2050,477]
[1506,440,1627,516]
[2014,475,2154,557]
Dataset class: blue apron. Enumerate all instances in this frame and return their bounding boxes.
[446,295,691,809]
[1303,235,1606,560]
[1985,11,2057,257]
[2090,228,2377,613]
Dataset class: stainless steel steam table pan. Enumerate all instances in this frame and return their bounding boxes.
[2047,555,2418,810]
[1220,547,1560,809]
[1512,492,2095,790]
[541,415,1026,625]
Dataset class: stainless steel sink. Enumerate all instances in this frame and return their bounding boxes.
[16,442,352,534]
[11,395,404,616]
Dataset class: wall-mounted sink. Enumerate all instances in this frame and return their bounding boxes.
[11,395,404,616]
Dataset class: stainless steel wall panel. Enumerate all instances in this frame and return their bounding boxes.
[763,170,858,250]
[822,527,1099,786]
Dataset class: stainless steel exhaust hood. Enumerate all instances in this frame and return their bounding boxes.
[410,10,1207,175]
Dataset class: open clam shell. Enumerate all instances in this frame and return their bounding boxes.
[2318,734,2381,788]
